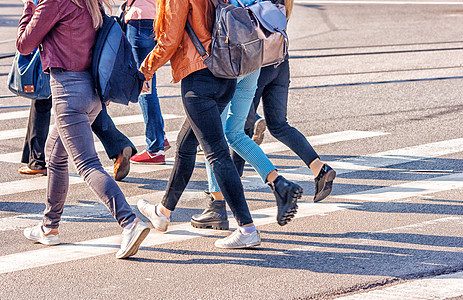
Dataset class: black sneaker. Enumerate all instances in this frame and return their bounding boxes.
[191,196,229,230]
[313,164,336,202]
[271,176,303,226]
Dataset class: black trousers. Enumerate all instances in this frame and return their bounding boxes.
[232,59,320,176]
[161,68,253,226]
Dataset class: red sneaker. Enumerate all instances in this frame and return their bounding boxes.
[130,150,166,165]
[163,138,171,151]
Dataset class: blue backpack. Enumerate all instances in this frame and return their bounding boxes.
[92,13,145,105]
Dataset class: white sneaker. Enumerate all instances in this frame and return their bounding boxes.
[137,199,170,232]
[116,218,150,259]
[24,224,60,245]
[214,229,261,249]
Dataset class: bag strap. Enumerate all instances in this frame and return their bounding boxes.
[235,0,246,7]
[125,0,137,11]
[185,20,210,61]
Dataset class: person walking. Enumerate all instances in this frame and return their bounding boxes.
[18,0,149,259]
[136,0,261,249]
[191,68,303,231]
[19,99,137,181]
[232,0,336,204]
[124,0,170,165]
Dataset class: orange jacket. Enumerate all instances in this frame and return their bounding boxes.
[140,0,214,83]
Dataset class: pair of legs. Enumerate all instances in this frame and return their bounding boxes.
[24,69,149,259]
[20,97,136,180]
[138,68,260,248]
[126,20,167,164]
[192,70,302,229]
[238,59,336,201]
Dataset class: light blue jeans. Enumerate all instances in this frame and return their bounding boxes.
[42,69,136,228]
[205,69,276,193]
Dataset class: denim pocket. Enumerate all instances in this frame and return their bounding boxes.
[139,22,155,40]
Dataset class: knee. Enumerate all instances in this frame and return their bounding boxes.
[224,128,240,145]
[267,122,289,138]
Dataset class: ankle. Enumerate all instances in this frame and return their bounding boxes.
[211,192,224,201]
[266,170,279,186]
[42,226,58,235]
[157,204,171,218]
[239,224,256,235]
[310,159,324,177]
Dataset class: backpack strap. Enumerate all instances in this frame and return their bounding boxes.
[185,20,210,61]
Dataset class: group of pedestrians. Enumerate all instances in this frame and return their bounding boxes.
[17,0,336,258]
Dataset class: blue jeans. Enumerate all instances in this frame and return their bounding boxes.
[43,69,135,228]
[161,69,253,226]
[205,70,276,193]
[126,19,165,153]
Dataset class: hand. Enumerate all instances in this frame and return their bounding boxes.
[141,80,152,94]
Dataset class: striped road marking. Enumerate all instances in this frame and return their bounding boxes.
[0,113,182,141]
[334,172,463,201]
[0,202,357,275]
[0,130,387,196]
[335,271,463,300]
[128,130,389,175]
[0,130,180,164]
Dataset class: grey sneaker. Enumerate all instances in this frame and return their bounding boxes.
[137,199,170,232]
[214,229,261,249]
[116,218,150,259]
[24,224,60,245]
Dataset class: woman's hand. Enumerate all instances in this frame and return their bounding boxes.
[139,66,153,82]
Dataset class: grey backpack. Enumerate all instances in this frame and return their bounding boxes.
[185,0,263,79]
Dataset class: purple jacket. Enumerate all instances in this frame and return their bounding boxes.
[16,0,97,72]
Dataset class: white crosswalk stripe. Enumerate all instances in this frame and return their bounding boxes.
[0,112,182,141]
[0,106,462,298]
[0,201,356,275]
[335,271,463,300]
[0,130,387,194]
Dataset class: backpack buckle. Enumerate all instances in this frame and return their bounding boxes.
[201,52,210,61]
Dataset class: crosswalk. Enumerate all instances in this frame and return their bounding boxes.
[0,105,462,298]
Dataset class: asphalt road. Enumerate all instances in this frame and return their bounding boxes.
[0,0,462,299]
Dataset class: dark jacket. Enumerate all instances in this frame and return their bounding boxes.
[16,0,97,72]
[139,0,214,83]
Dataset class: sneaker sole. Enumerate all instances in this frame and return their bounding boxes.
[215,239,261,249]
[216,242,261,249]
[24,233,60,245]
[116,226,150,259]
[130,161,166,165]
[191,219,229,230]
[277,186,303,226]
[313,169,336,203]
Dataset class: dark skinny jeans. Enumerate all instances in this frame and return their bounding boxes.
[233,59,320,175]
[161,68,253,226]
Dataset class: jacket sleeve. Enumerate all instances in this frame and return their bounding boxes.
[16,0,61,55]
[140,0,189,80]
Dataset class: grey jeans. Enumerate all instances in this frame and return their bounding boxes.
[42,69,135,228]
